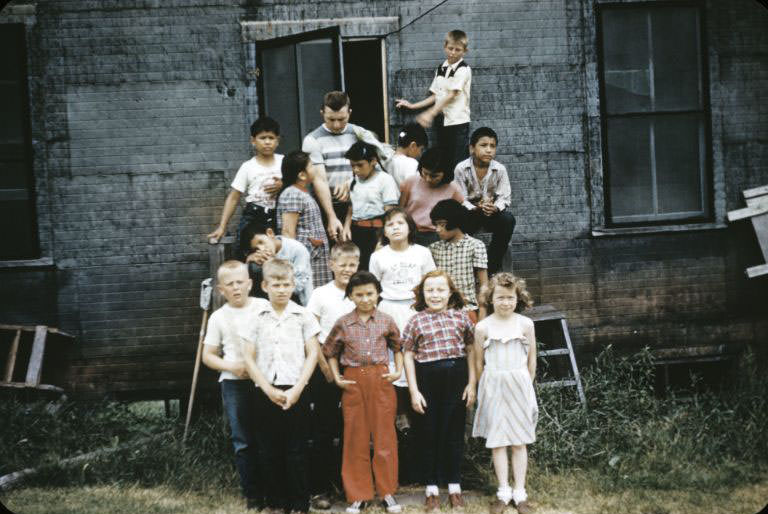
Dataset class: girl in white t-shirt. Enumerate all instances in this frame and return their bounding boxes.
[369,207,436,391]
[390,123,428,188]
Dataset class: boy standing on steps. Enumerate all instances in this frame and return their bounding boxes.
[241,258,321,514]
[208,117,283,260]
[452,127,515,275]
[396,30,472,171]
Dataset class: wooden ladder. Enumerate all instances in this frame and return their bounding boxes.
[526,304,586,406]
[727,184,768,278]
[1,324,75,393]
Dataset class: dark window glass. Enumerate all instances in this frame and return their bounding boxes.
[599,5,709,224]
[0,24,38,259]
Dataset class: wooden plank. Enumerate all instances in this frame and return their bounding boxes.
[527,304,564,322]
[743,185,768,200]
[539,348,570,357]
[750,213,768,261]
[3,330,21,383]
[745,193,768,207]
[746,263,768,278]
[24,325,47,387]
[561,319,587,406]
[0,382,64,393]
[0,325,75,339]
[727,199,768,222]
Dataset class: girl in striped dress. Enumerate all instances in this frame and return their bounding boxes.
[472,273,537,514]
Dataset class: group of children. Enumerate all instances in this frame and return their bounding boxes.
[204,28,536,514]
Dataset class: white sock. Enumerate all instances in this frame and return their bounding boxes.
[497,486,512,505]
[425,485,439,497]
[512,488,527,504]
[448,483,461,495]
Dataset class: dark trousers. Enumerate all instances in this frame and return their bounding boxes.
[235,203,275,261]
[221,379,264,504]
[253,384,311,512]
[413,358,468,486]
[468,209,516,275]
[308,368,343,496]
[436,119,470,172]
[351,224,380,271]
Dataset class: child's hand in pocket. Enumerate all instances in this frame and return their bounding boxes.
[381,369,401,383]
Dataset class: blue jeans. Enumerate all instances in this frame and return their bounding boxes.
[221,379,263,504]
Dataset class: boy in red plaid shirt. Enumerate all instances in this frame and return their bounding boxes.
[323,271,404,514]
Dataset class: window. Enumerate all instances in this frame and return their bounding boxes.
[0,24,38,259]
[598,4,710,225]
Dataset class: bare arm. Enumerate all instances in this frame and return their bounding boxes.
[201,344,248,378]
[328,356,356,389]
[395,94,436,111]
[405,350,427,414]
[281,211,299,239]
[416,90,459,128]
[207,189,242,241]
[463,342,477,407]
[474,322,486,378]
[474,268,488,320]
[311,165,344,240]
[242,341,287,407]
[525,319,537,381]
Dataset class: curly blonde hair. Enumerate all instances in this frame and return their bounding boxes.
[481,272,533,314]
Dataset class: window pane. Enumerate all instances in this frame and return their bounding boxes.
[0,200,36,260]
[654,113,704,215]
[607,117,653,219]
[296,39,338,140]
[601,9,650,114]
[261,44,300,151]
[652,8,700,110]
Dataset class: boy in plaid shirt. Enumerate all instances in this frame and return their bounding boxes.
[429,199,488,322]
[323,271,403,514]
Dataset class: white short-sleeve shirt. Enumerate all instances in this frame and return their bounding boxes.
[230,155,284,208]
[203,298,263,382]
[244,298,320,387]
[390,154,420,188]
[350,170,400,221]
[307,281,356,344]
[429,59,471,126]
[369,244,436,301]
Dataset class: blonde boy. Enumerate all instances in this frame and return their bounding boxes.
[202,260,264,510]
[305,242,361,508]
[242,258,320,514]
[395,30,472,170]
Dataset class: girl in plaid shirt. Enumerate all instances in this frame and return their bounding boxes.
[277,151,332,288]
[401,270,476,511]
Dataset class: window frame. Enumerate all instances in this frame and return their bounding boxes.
[593,0,718,231]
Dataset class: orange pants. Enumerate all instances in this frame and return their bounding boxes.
[341,365,398,501]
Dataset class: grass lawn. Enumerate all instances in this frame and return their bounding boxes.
[3,472,767,514]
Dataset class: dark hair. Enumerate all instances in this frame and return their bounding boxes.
[323,91,350,111]
[380,207,416,246]
[238,221,274,261]
[470,126,498,147]
[412,270,466,312]
[430,199,468,231]
[397,122,428,148]
[250,117,280,137]
[281,150,310,188]
[481,272,533,314]
[418,147,454,184]
[345,270,382,300]
[345,141,378,162]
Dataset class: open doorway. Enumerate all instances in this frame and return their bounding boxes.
[343,38,388,142]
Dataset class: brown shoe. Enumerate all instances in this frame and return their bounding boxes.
[513,500,534,514]
[448,493,465,510]
[424,495,440,512]
[489,498,508,514]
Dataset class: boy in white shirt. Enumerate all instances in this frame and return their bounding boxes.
[395,30,472,171]
[305,242,360,509]
[208,117,283,259]
[242,258,320,514]
[202,260,264,511]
